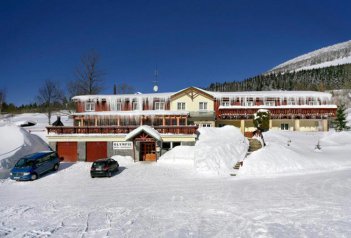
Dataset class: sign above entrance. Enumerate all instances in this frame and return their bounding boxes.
[113,142,133,150]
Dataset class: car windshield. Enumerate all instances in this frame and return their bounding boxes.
[15,158,34,168]
[92,161,107,167]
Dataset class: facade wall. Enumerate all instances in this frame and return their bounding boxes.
[170,94,214,112]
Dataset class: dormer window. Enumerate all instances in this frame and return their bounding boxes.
[309,101,320,106]
[287,99,296,105]
[154,102,165,110]
[221,100,230,106]
[132,102,139,110]
[245,101,254,106]
[85,102,95,111]
[265,101,275,106]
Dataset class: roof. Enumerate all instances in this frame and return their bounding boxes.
[73,110,189,117]
[170,86,214,101]
[71,87,334,102]
[125,125,162,141]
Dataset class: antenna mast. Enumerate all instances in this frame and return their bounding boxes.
[153,66,159,92]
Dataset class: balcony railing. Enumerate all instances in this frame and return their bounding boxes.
[47,125,198,135]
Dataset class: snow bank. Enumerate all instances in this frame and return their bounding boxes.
[111,155,134,166]
[238,131,351,177]
[0,124,50,179]
[158,146,195,165]
[159,126,249,176]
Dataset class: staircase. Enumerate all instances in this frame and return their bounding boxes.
[231,138,263,176]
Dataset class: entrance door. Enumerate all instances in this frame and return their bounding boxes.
[140,142,156,161]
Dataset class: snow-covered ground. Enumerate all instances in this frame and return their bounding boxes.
[0,161,351,237]
[1,112,351,237]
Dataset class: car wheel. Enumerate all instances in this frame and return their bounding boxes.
[91,175,95,178]
[53,163,59,171]
[108,171,112,177]
[31,173,38,181]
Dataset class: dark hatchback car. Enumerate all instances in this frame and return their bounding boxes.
[90,158,119,178]
[10,151,61,181]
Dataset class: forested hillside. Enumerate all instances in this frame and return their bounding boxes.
[206,64,351,92]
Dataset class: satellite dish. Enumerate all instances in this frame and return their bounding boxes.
[153,85,158,92]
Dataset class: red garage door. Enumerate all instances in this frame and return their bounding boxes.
[86,142,107,162]
[57,142,77,162]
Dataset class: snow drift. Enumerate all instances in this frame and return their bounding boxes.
[160,126,249,176]
[0,124,50,179]
[238,131,351,177]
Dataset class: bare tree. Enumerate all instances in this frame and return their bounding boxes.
[68,50,104,97]
[115,83,135,94]
[37,79,64,125]
[0,88,5,113]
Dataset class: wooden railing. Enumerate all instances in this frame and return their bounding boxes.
[218,108,337,119]
[47,125,198,135]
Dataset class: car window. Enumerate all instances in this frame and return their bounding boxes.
[15,159,34,168]
[92,161,106,167]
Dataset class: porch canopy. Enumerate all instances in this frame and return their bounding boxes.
[125,125,162,142]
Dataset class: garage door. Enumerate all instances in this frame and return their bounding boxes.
[86,142,107,162]
[57,142,77,162]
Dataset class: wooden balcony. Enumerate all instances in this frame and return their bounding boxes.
[47,125,198,135]
[218,108,337,120]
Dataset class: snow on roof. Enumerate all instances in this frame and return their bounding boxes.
[72,92,174,102]
[73,110,189,116]
[207,90,333,100]
[125,125,162,141]
[218,105,337,109]
[71,87,333,103]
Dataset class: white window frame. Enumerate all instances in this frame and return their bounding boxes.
[201,123,212,127]
[308,101,320,106]
[265,101,275,106]
[85,102,95,112]
[221,101,230,107]
[132,102,139,110]
[177,102,185,110]
[199,102,208,111]
[287,99,296,105]
[116,102,122,111]
[245,101,254,107]
[154,102,165,110]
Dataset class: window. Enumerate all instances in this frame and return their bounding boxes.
[221,101,230,106]
[177,102,185,110]
[154,102,165,110]
[287,99,295,105]
[85,102,95,111]
[199,102,208,111]
[281,123,289,131]
[201,123,212,127]
[116,102,122,111]
[265,101,275,106]
[245,101,254,106]
[132,102,139,110]
[309,101,320,105]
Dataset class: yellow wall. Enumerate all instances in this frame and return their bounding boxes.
[170,94,214,112]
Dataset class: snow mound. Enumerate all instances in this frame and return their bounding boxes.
[0,124,50,179]
[111,155,134,166]
[238,131,351,177]
[159,126,249,176]
[158,146,195,165]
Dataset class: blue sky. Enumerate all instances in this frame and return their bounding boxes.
[1,0,351,105]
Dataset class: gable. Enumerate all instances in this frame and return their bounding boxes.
[170,87,214,101]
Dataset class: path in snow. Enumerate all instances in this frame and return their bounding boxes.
[1,162,351,237]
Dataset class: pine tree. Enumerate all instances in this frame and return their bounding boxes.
[334,104,350,131]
